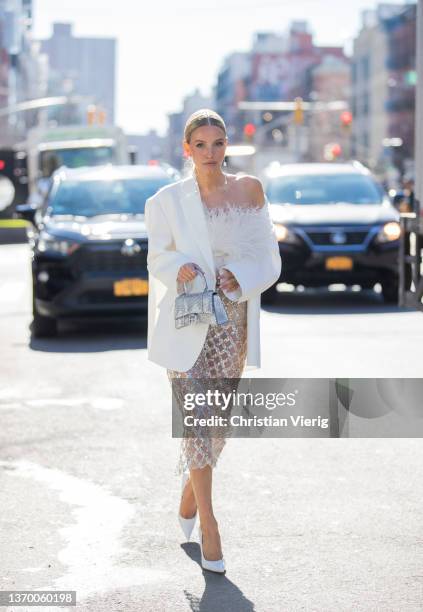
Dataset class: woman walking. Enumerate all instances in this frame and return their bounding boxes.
[144,109,281,573]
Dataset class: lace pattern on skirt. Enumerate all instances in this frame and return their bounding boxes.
[167,288,247,475]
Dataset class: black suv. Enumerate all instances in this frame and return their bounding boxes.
[15,164,177,337]
[263,162,402,304]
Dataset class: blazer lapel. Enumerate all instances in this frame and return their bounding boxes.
[179,176,216,281]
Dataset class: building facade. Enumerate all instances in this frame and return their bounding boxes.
[309,55,351,161]
[165,88,212,170]
[0,0,46,145]
[214,22,350,161]
[351,3,416,179]
[39,22,116,126]
[127,130,166,165]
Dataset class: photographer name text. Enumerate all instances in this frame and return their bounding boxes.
[183,415,329,429]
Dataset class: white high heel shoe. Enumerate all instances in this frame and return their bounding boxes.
[178,472,197,541]
[198,525,226,574]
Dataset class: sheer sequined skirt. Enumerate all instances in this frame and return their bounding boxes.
[167,289,248,475]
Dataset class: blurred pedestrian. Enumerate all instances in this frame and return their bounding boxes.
[402,176,415,213]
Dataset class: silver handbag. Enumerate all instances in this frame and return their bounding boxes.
[175,267,229,329]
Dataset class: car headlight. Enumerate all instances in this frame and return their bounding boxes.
[274,223,300,244]
[37,231,80,255]
[376,221,401,243]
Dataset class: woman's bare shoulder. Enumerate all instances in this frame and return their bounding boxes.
[232,174,265,209]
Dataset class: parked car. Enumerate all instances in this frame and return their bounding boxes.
[15,164,178,337]
[262,162,402,304]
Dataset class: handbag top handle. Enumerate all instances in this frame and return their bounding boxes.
[180,266,209,295]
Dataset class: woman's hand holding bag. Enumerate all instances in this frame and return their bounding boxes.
[176,262,201,283]
[174,265,229,329]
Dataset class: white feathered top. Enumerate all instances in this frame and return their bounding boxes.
[202,199,279,301]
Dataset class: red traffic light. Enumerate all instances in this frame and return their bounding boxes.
[243,123,256,137]
[340,111,353,126]
[0,160,5,171]
[332,143,342,157]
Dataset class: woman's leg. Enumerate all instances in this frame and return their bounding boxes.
[172,290,247,561]
[189,465,223,561]
[179,472,197,519]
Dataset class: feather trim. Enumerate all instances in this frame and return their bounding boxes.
[204,203,277,262]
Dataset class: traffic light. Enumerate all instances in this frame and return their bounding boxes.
[340,111,353,130]
[97,108,106,125]
[293,97,304,125]
[87,105,107,125]
[87,104,96,125]
[324,142,342,161]
[243,123,256,142]
[331,143,342,157]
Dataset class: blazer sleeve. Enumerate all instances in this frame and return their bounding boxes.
[144,193,192,289]
[220,200,282,303]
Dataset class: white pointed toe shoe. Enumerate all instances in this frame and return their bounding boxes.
[178,472,197,541]
[198,525,226,574]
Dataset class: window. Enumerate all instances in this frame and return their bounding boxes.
[48,177,172,217]
[267,173,384,205]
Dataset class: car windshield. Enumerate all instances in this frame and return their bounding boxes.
[40,147,115,174]
[267,173,384,205]
[48,177,171,217]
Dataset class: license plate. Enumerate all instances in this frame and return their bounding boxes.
[325,256,353,271]
[113,278,148,296]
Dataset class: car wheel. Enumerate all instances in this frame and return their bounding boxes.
[261,284,279,304]
[32,284,58,337]
[381,280,399,304]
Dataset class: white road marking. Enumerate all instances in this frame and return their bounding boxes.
[4,460,168,606]
[0,396,124,411]
[0,387,24,399]
[0,281,27,304]
[90,397,125,411]
[0,402,23,410]
[24,398,89,408]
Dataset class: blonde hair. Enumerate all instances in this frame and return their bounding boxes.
[184,108,227,143]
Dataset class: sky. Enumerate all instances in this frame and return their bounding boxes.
[32,0,413,136]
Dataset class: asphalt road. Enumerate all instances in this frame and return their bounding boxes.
[1,243,422,611]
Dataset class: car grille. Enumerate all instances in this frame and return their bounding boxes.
[72,242,148,274]
[305,229,369,246]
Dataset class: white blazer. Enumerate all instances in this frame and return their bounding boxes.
[144,175,282,372]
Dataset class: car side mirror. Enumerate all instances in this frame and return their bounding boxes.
[14,203,39,224]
